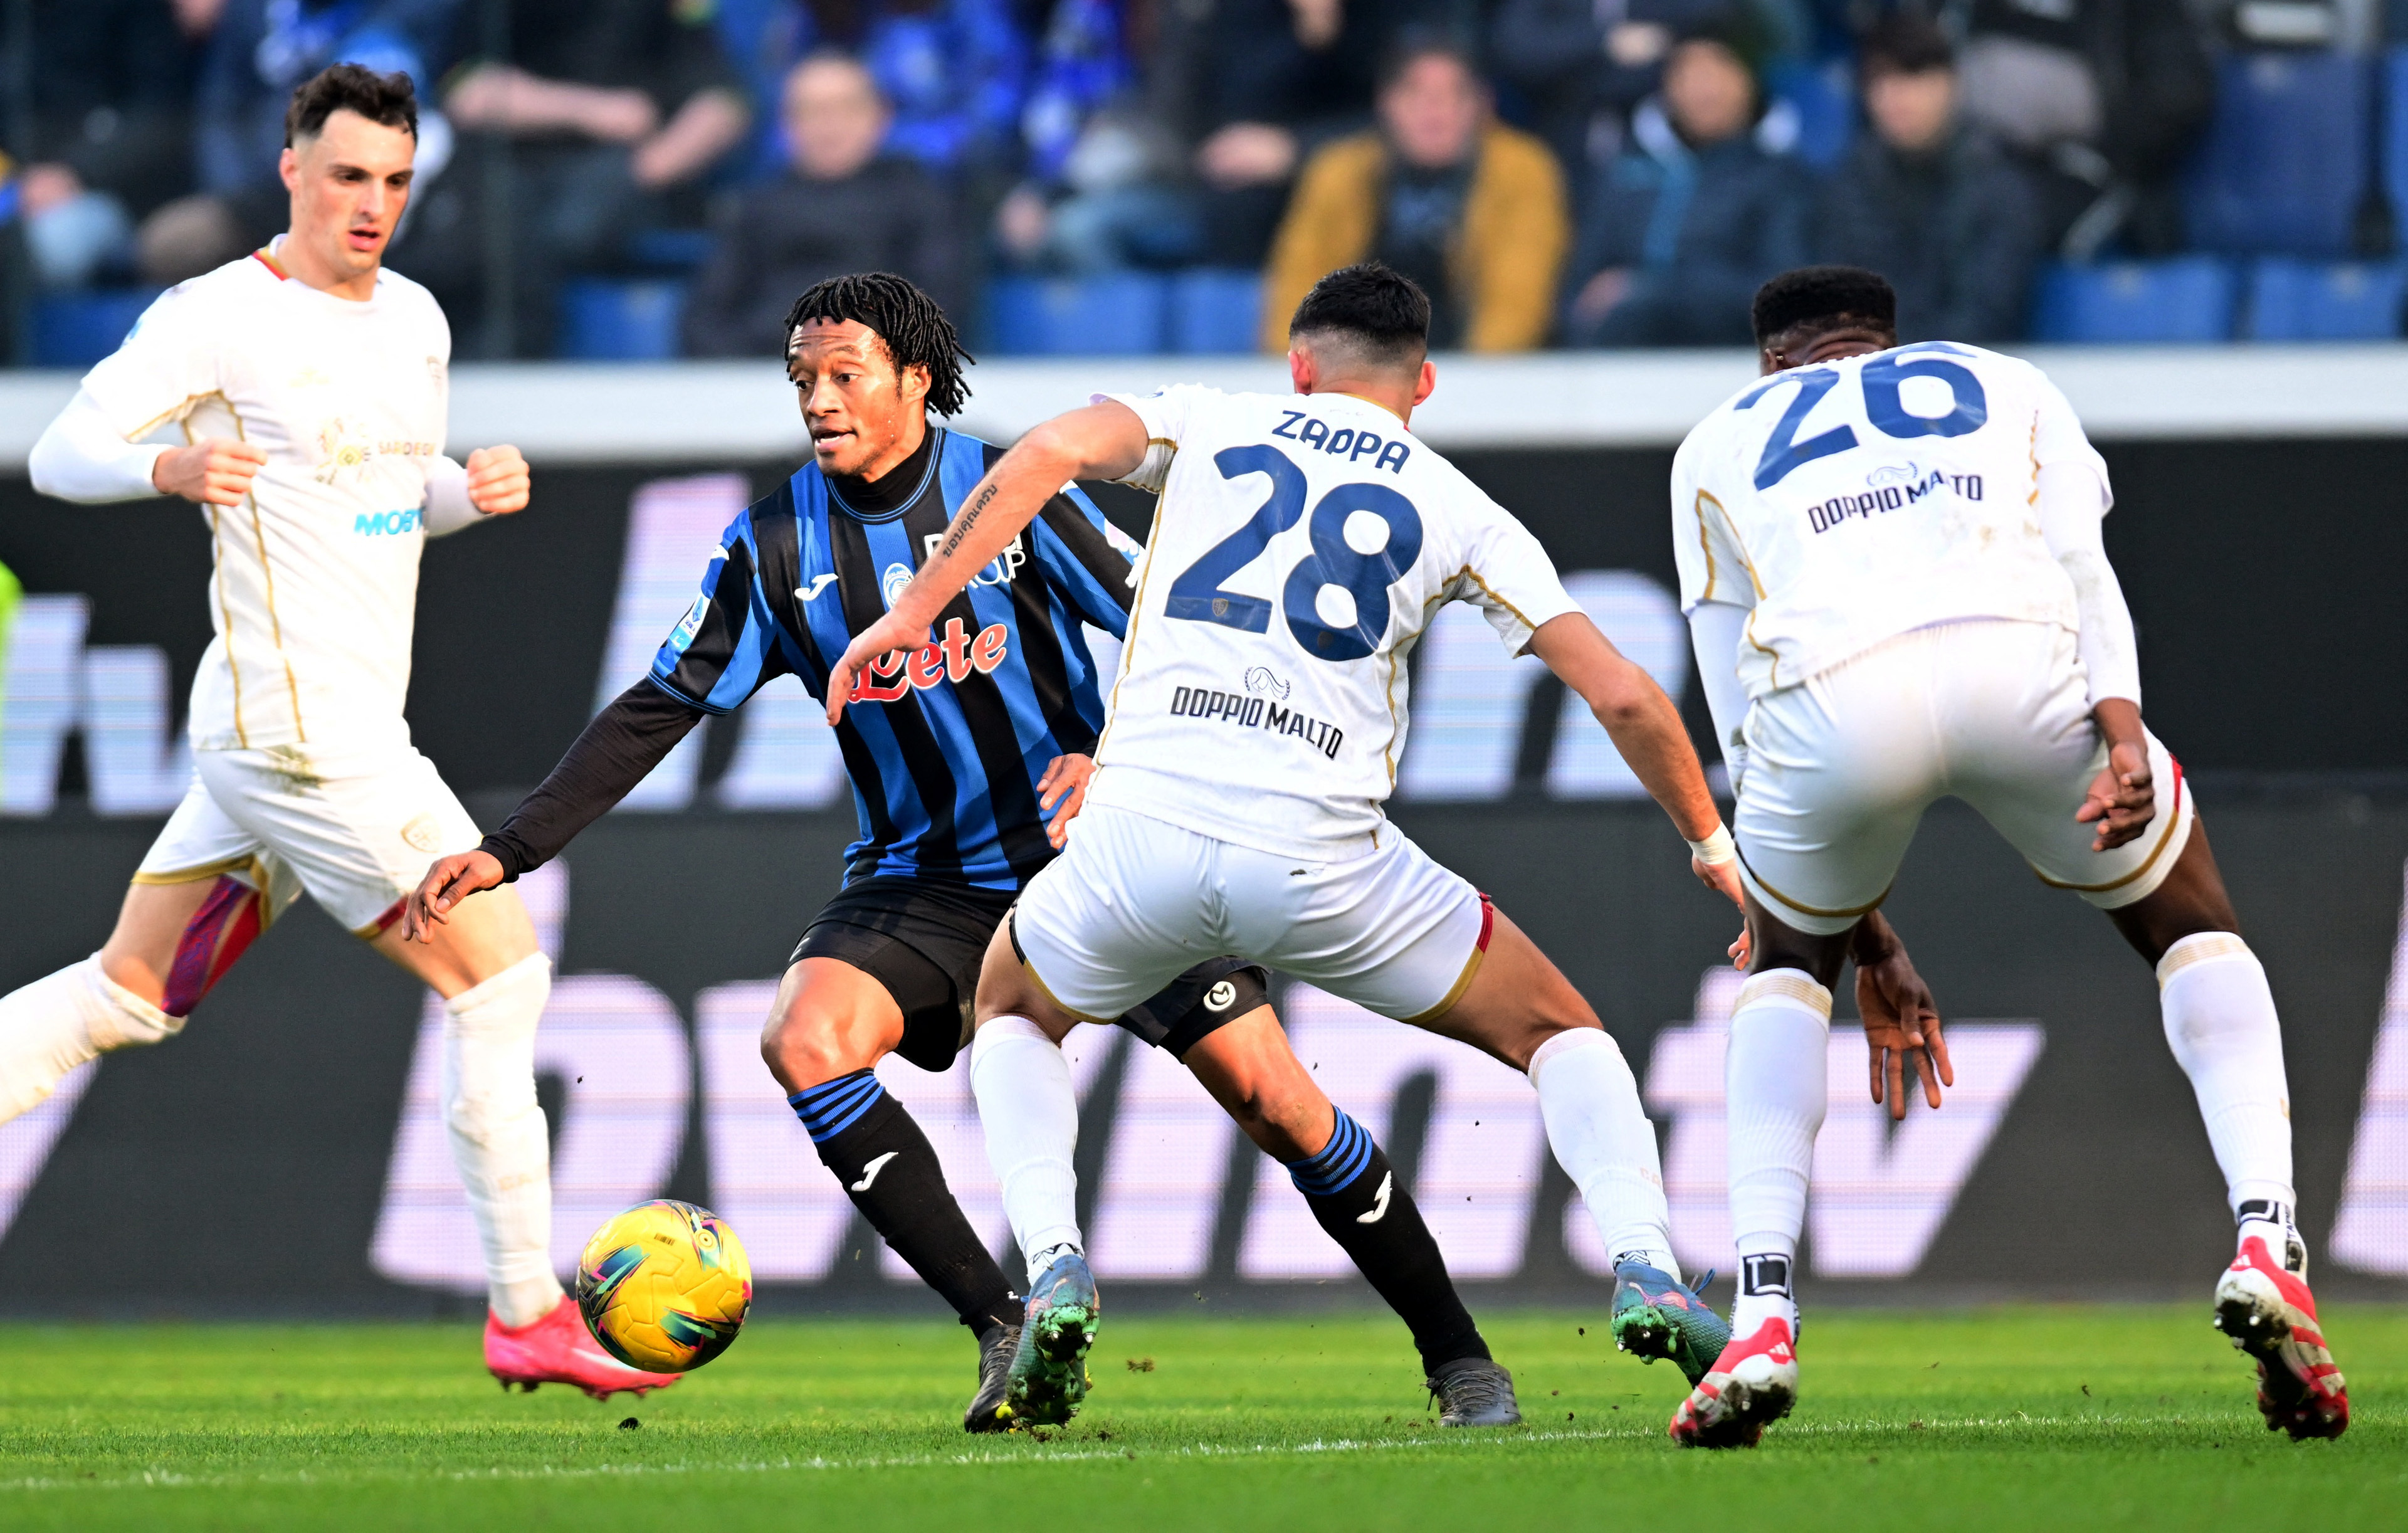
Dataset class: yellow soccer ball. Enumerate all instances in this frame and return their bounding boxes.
[576,1200,753,1374]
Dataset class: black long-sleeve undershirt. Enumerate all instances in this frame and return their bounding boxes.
[480,680,705,880]
[480,431,945,879]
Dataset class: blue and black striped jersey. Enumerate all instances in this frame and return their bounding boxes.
[647,428,1138,890]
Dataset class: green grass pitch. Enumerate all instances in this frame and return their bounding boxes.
[0,1305,2398,1530]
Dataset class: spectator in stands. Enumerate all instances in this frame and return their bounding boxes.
[1261,40,1569,353]
[1191,0,1435,270]
[1560,23,1809,347]
[682,54,960,356]
[144,0,453,284]
[1953,0,2212,257]
[1813,14,2041,342]
[1493,0,1808,177]
[708,0,1030,180]
[396,0,753,356]
[5,0,209,290]
[992,0,1199,271]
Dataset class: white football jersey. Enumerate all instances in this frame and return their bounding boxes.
[1085,386,1578,860]
[1671,342,2111,699]
[77,246,454,752]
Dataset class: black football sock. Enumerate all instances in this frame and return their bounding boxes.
[791,1069,1019,1341]
[1286,1108,1490,1374]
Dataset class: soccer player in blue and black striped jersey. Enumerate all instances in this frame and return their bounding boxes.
[406,273,1518,1431]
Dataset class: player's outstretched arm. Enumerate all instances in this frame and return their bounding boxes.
[1526,611,1741,907]
[29,388,264,506]
[824,401,1151,722]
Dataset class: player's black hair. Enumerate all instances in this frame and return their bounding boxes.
[1858,11,1954,77]
[1752,266,1898,347]
[1288,261,1431,372]
[285,63,418,147]
[783,271,974,417]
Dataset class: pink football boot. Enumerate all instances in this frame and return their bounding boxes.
[2213,1236,2348,1440]
[484,1298,681,1401]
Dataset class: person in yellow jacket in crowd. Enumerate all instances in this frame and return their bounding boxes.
[1260,38,1569,354]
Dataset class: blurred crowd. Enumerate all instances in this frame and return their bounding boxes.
[0,0,2399,359]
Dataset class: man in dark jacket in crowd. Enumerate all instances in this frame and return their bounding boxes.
[1813,13,2041,342]
[683,53,960,357]
[1953,0,2212,256]
[1560,24,1808,347]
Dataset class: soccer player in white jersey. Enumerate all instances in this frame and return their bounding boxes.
[4,65,663,1400]
[826,262,1751,1420]
[1661,265,2348,1447]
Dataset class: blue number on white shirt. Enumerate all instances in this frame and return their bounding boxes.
[1861,349,1987,439]
[1745,369,1856,490]
[1282,482,1424,663]
[1164,444,1308,631]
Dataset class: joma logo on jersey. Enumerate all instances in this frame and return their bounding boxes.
[353,508,421,536]
[1271,411,1412,473]
[1169,685,1344,759]
[920,531,1027,588]
[846,617,1010,703]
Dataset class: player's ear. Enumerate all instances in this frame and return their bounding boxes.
[898,362,930,404]
[1411,359,1436,408]
[278,146,301,194]
[1289,344,1316,395]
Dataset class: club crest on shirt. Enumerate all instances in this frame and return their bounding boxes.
[881,562,915,608]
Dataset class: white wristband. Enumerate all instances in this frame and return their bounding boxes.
[1686,824,1737,867]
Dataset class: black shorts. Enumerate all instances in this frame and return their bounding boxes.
[790,875,1269,1072]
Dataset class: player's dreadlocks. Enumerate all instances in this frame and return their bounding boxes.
[783,272,974,417]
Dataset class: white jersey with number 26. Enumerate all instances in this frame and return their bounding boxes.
[1084,385,1579,861]
[1671,342,2112,700]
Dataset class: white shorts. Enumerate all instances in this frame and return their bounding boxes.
[134,743,483,935]
[1735,619,2195,936]
[1012,804,1493,1024]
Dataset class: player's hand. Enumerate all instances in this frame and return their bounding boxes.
[404,850,505,942]
[464,445,530,515]
[2076,737,2155,851]
[1037,754,1096,848]
[824,612,932,725]
[152,438,267,507]
[1857,939,1950,1119]
[1691,854,1748,966]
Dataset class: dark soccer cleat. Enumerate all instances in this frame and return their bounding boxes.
[2212,1236,2348,1441]
[1426,1357,1521,1427]
[1004,1250,1098,1427]
[1611,1259,1730,1386]
[1669,1316,1797,1450]
[964,1324,1021,1433]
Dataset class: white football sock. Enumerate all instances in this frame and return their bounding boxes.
[442,952,562,1329]
[1527,1027,1678,1278]
[970,1014,1084,1285]
[1725,969,1831,1338]
[0,956,180,1122]
[2157,934,2297,1243]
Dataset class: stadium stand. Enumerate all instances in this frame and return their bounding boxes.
[2028,256,2239,343]
[29,290,159,370]
[2247,258,2408,340]
[555,280,691,362]
[2185,50,2371,258]
[988,272,1170,355]
[1166,269,1264,355]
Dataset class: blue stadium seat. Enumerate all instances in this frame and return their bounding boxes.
[2028,258,2240,342]
[1167,269,1263,354]
[555,279,688,361]
[624,228,716,272]
[2384,49,2408,249]
[30,289,161,368]
[1764,58,1855,171]
[2247,258,2408,339]
[987,274,1169,355]
[2185,50,2370,257]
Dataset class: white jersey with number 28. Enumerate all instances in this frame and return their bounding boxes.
[1671,342,2112,700]
[1083,385,1579,861]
